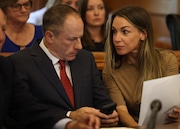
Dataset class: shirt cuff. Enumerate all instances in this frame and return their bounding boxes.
[53,118,72,129]
[66,111,72,117]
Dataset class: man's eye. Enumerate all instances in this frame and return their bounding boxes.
[69,38,76,41]
[65,2,71,5]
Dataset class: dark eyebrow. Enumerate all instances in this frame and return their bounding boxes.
[112,26,130,30]
[121,26,130,30]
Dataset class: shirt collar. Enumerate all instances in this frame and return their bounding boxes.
[39,38,59,65]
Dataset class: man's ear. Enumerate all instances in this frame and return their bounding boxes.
[45,31,54,44]
[140,29,147,41]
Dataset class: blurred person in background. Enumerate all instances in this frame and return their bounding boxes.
[1,0,43,52]
[27,0,79,25]
[78,0,108,51]
[60,0,79,11]
[27,0,60,25]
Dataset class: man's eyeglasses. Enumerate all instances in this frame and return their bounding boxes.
[10,1,32,11]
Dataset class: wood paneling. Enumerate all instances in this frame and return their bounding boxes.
[106,0,179,14]
[106,0,180,49]
[140,0,178,15]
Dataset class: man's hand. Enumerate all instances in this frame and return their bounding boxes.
[66,113,100,129]
[70,107,101,121]
[70,107,119,127]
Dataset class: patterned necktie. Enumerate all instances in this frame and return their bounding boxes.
[59,60,74,107]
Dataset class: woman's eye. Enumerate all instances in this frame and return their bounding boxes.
[99,6,104,10]
[87,7,93,11]
[123,30,129,34]
[112,29,116,34]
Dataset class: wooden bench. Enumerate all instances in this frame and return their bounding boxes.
[92,52,105,71]
[1,51,180,70]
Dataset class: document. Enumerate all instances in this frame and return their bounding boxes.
[138,74,180,126]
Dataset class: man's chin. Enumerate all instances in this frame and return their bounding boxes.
[67,56,76,61]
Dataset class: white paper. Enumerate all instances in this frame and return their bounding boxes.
[138,74,180,126]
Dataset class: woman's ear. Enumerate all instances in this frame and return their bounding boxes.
[140,29,147,41]
[45,31,54,44]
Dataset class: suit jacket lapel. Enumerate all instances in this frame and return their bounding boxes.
[30,42,73,107]
[69,59,83,108]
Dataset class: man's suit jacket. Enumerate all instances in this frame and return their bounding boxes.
[0,56,63,129]
[0,56,12,128]
[10,40,113,118]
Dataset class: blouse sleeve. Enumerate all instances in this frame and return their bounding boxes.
[102,67,126,106]
[161,50,179,76]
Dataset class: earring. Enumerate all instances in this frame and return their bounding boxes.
[140,40,144,43]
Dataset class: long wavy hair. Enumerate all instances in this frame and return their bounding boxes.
[105,6,164,103]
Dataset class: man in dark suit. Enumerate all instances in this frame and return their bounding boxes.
[0,56,61,129]
[0,5,100,129]
[10,4,118,127]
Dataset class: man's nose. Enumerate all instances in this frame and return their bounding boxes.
[74,38,82,50]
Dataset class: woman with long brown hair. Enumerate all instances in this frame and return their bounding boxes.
[103,6,180,127]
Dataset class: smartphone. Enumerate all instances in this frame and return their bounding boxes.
[100,102,117,115]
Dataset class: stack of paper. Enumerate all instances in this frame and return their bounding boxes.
[138,74,180,126]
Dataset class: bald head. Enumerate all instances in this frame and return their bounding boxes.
[43,4,81,36]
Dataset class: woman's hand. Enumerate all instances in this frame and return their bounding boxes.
[167,107,180,122]
[100,110,119,127]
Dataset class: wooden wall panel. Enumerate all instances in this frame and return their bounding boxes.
[106,0,179,14]
[151,15,171,49]
[140,0,178,14]
[106,0,180,49]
